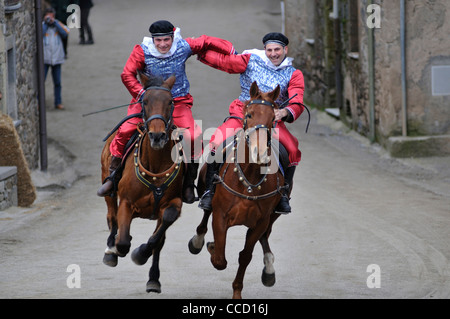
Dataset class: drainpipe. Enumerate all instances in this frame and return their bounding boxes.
[368,0,375,143]
[331,0,343,112]
[34,0,48,171]
[400,0,407,136]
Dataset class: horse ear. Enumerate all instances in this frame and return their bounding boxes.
[250,81,259,98]
[164,75,176,90]
[137,70,148,85]
[268,85,280,103]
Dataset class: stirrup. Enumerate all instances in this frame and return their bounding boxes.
[198,190,213,210]
[274,196,291,214]
[97,177,114,197]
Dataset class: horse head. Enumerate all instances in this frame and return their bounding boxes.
[138,71,176,150]
[244,81,280,164]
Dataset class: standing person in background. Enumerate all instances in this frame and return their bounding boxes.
[79,0,94,45]
[50,0,77,57]
[43,7,70,110]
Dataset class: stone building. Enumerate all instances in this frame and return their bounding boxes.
[284,0,450,156]
[1,0,40,167]
[0,0,40,208]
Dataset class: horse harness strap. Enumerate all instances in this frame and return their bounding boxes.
[213,132,288,201]
[214,173,287,201]
[134,126,183,215]
[247,99,276,108]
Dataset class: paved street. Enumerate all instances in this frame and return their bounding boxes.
[0,0,449,299]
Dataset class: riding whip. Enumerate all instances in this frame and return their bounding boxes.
[279,93,311,133]
[81,101,141,117]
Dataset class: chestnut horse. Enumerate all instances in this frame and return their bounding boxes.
[101,74,185,293]
[189,82,288,299]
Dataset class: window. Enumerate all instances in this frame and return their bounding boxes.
[348,0,359,53]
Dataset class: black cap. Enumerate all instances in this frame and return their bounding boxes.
[262,32,289,47]
[149,20,175,37]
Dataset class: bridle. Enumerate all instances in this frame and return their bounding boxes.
[243,99,276,147]
[134,85,183,217]
[140,86,175,135]
[213,98,288,200]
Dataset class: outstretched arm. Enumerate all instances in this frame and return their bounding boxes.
[198,50,251,74]
[186,35,236,55]
[121,45,146,99]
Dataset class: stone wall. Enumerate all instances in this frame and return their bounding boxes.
[284,0,450,149]
[0,0,40,169]
[0,166,18,210]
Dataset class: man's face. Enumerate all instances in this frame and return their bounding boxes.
[153,36,174,54]
[264,43,288,66]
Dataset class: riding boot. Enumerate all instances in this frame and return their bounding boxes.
[97,156,122,197]
[182,162,199,204]
[275,166,296,214]
[198,161,220,211]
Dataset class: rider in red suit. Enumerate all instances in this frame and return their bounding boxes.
[197,32,305,213]
[97,20,235,201]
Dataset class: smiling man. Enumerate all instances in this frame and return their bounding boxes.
[97,20,235,201]
[197,32,305,214]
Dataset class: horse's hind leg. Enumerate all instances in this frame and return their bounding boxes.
[188,209,211,254]
[259,212,280,287]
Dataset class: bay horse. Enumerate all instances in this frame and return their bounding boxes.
[101,73,185,293]
[189,82,288,299]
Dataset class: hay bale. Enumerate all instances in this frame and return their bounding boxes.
[0,114,36,207]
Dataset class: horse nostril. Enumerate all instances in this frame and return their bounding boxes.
[149,131,167,143]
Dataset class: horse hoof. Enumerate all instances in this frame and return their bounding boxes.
[261,267,276,287]
[103,253,118,267]
[146,280,161,293]
[188,236,204,255]
[131,244,151,266]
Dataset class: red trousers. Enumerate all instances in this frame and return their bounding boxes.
[209,99,301,166]
[110,94,203,160]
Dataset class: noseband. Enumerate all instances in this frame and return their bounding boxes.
[140,86,175,133]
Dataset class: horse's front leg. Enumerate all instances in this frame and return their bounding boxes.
[188,209,212,254]
[103,195,119,267]
[131,205,179,265]
[208,208,228,271]
[232,218,270,299]
[115,200,133,257]
[146,234,166,293]
[132,204,180,293]
[259,212,280,287]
